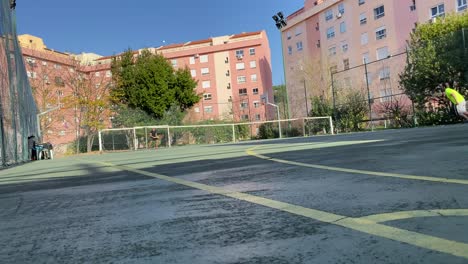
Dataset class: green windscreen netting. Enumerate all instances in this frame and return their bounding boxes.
[0,0,38,167]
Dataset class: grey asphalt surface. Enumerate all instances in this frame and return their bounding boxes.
[1,124,467,263]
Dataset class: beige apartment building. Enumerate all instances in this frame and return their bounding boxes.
[282,0,467,118]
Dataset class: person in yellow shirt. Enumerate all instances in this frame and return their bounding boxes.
[444,83,468,120]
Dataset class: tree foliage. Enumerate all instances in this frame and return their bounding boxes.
[335,90,368,132]
[400,13,468,106]
[111,49,200,119]
[273,84,289,119]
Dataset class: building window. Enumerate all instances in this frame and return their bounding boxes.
[200,55,208,63]
[42,61,47,66]
[340,22,346,33]
[189,57,195,65]
[325,9,333,21]
[364,72,372,84]
[255,114,261,121]
[55,76,64,86]
[194,107,200,113]
[362,52,370,64]
[359,0,365,5]
[250,61,257,68]
[249,48,256,55]
[253,101,260,108]
[338,3,345,14]
[190,69,197,77]
[251,74,258,82]
[237,76,246,84]
[204,106,213,113]
[361,32,368,45]
[360,13,367,25]
[253,88,259,94]
[95,72,100,77]
[236,50,244,58]
[203,93,212,100]
[343,59,350,70]
[296,41,303,51]
[236,63,245,70]
[240,101,248,109]
[202,80,211,88]
[330,65,338,74]
[376,46,389,60]
[287,31,292,40]
[106,70,112,77]
[241,114,249,121]
[239,88,248,95]
[327,27,335,39]
[431,4,445,17]
[171,59,177,68]
[375,27,387,40]
[380,88,392,102]
[341,42,349,52]
[54,64,61,69]
[374,5,385,19]
[379,67,391,80]
[328,46,337,56]
[458,0,467,11]
[288,46,293,55]
[295,27,303,36]
[201,67,210,75]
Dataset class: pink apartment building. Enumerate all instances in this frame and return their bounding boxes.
[19,30,273,151]
[282,0,466,118]
[19,35,113,152]
[95,30,274,123]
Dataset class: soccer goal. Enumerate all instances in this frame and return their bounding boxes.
[98,117,334,152]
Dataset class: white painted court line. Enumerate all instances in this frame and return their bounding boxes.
[246,145,468,186]
[92,160,468,259]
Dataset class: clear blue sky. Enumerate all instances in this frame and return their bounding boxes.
[16,0,303,86]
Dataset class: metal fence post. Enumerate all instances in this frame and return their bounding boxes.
[364,62,374,131]
[232,124,236,142]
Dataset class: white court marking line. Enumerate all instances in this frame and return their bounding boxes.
[90,160,468,259]
[360,209,468,223]
[246,146,468,185]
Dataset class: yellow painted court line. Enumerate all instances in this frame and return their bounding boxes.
[93,160,468,259]
[360,209,468,223]
[246,148,468,185]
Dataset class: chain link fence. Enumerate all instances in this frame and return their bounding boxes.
[0,1,39,167]
[331,50,415,132]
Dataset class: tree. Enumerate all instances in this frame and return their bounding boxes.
[64,63,113,153]
[336,90,368,132]
[25,53,62,142]
[273,85,288,119]
[400,13,468,107]
[111,49,199,119]
[375,95,413,128]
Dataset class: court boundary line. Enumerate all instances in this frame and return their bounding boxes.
[88,160,468,259]
[246,147,468,185]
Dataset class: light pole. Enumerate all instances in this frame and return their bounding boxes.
[303,79,309,116]
[267,102,282,139]
[272,12,290,120]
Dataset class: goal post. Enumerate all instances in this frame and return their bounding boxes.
[98,117,334,153]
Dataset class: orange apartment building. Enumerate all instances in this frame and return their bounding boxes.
[19,30,274,151]
[282,0,467,118]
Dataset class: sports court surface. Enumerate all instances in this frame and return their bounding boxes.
[1,124,467,263]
